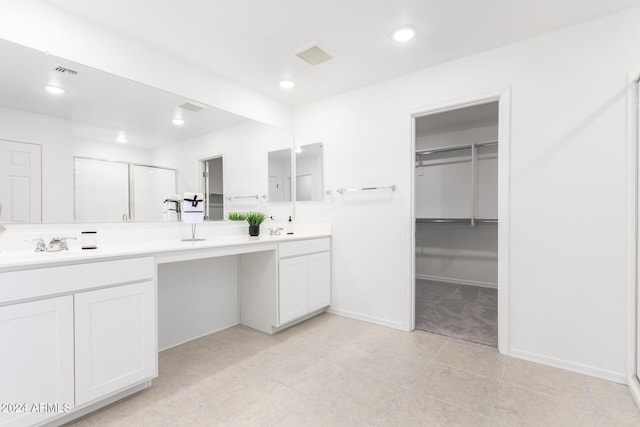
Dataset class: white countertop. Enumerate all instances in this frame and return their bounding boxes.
[0,232,331,271]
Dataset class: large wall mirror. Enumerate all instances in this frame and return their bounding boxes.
[268,148,292,203]
[0,38,293,223]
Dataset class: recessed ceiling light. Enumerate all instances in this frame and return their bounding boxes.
[172,118,185,126]
[279,80,295,89]
[295,147,302,154]
[116,133,128,144]
[391,26,416,42]
[44,85,65,94]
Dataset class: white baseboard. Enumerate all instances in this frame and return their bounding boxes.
[326,307,406,331]
[158,321,240,352]
[509,348,626,384]
[628,375,640,408]
[416,274,497,289]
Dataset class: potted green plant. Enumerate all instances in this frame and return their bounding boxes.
[244,211,267,236]
[227,212,246,221]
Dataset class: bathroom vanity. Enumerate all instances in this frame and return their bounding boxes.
[0,231,331,427]
[0,33,331,427]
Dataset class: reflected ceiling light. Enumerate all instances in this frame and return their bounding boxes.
[172,118,185,126]
[279,80,295,89]
[44,85,65,94]
[116,133,128,144]
[295,147,302,154]
[391,26,416,42]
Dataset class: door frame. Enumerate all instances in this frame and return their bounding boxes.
[198,152,225,220]
[626,71,640,404]
[409,87,512,354]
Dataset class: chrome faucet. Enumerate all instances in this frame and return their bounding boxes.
[269,227,284,236]
[45,237,77,252]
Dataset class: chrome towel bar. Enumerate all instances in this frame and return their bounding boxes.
[336,185,396,194]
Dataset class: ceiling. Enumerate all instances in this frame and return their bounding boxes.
[41,0,640,106]
[0,38,247,149]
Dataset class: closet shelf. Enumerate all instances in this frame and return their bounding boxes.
[416,218,498,224]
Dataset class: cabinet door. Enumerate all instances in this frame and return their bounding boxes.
[0,296,74,427]
[75,281,156,405]
[278,256,308,325]
[307,252,331,312]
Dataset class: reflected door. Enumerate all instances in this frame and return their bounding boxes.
[0,140,41,222]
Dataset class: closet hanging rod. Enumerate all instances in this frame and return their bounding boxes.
[336,185,396,194]
[415,140,498,156]
[415,218,498,223]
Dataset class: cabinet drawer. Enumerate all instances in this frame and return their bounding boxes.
[279,238,330,259]
[0,257,154,305]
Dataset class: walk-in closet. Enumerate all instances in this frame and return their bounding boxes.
[414,102,499,346]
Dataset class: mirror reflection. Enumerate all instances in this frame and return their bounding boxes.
[268,148,292,203]
[0,38,293,223]
[295,142,324,202]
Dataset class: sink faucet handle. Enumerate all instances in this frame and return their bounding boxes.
[52,237,77,251]
[269,227,283,236]
[25,238,46,252]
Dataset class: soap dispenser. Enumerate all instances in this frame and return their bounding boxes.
[286,216,294,235]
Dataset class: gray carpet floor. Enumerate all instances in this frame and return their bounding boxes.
[415,279,497,347]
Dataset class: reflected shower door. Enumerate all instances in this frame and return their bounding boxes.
[74,158,129,222]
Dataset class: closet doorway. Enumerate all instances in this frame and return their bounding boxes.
[411,92,510,352]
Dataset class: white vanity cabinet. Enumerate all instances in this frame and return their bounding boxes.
[0,257,155,426]
[278,256,309,324]
[307,251,331,312]
[277,238,331,326]
[75,280,155,405]
[0,296,75,427]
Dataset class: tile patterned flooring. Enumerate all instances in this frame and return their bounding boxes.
[67,314,640,426]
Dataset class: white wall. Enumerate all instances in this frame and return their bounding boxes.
[0,0,292,130]
[416,223,498,286]
[73,140,154,166]
[158,256,239,350]
[294,7,640,380]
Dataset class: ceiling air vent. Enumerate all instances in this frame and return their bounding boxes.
[179,101,207,112]
[54,66,78,76]
[295,44,332,66]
